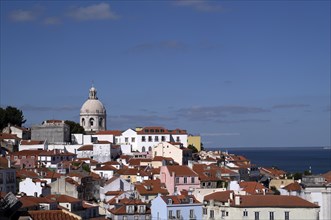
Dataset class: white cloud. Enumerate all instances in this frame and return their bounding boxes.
[174,0,223,12]
[68,3,118,21]
[43,17,61,25]
[9,9,39,22]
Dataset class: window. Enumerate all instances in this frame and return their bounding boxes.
[139,205,144,213]
[176,210,181,218]
[82,118,85,126]
[184,177,187,183]
[168,199,172,205]
[285,211,289,220]
[148,146,152,151]
[99,118,103,127]
[142,136,146,142]
[191,177,195,183]
[132,137,135,142]
[161,136,165,141]
[155,136,159,142]
[89,118,94,126]
[176,137,180,142]
[125,137,129,143]
[210,210,214,218]
[176,177,179,184]
[148,136,152,142]
[269,212,274,220]
[142,146,146,152]
[0,173,3,184]
[243,210,248,217]
[203,208,207,215]
[14,156,18,160]
[254,212,259,220]
[190,209,194,218]
[168,210,173,218]
[22,156,26,159]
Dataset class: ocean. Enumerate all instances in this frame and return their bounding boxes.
[206,146,331,174]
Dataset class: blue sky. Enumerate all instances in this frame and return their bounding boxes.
[1,1,330,148]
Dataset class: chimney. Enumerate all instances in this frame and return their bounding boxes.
[235,196,241,205]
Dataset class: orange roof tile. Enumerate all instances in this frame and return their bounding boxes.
[28,210,81,220]
[166,165,198,177]
[77,145,93,151]
[283,182,302,192]
[204,190,234,202]
[233,195,319,208]
[96,130,122,136]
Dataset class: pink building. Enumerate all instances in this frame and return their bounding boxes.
[160,165,200,195]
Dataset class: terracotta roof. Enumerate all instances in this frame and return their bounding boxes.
[128,158,152,166]
[96,130,122,136]
[19,196,39,209]
[283,182,302,192]
[94,164,117,171]
[166,165,198,177]
[204,190,234,202]
[20,140,45,145]
[102,161,120,166]
[105,191,124,196]
[161,195,200,205]
[17,169,39,178]
[233,195,319,208]
[0,133,20,140]
[192,164,222,182]
[9,149,43,156]
[45,120,64,124]
[77,145,93,151]
[152,156,174,162]
[260,167,287,177]
[322,170,331,183]
[135,179,168,196]
[239,181,269,195]
[46,194,81,203]
[65,177,80,186]
[28,210,81,220]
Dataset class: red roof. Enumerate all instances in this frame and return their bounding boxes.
[166,165,198,177]
[283,182,302,192]
[233,195,319,208]
[161,195,200,204]
[96,130,122,136]
[137,126,187,135]
[77,145,93,151]
[204,190,234,202]
[28,210,81,220]
[20,140,45,145]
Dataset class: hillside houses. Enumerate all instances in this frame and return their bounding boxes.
[0,125,328,220]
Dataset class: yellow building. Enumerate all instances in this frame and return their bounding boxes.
[187,135,201,152]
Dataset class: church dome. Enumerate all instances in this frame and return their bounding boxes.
[80,86,106,115]
[80,99,106,115]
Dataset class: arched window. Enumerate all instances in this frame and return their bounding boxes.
[142,146,146,152]
[99,118,103,127]
[148,146,152,152]
[82,118,85,126]
[89,118,94,126]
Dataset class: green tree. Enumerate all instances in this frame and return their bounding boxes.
[188,144,198,153]
[0,106,26,130]
[65,120,85,134]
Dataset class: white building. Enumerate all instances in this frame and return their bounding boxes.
[153,142,193,165]
[80,85,107,132]
[203,191,320,220]
[19,177,51,197]
[19,140,47,151]
[151,194,202,220]
[300,175,331,220]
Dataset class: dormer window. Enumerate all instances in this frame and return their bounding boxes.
[189,198,193,203]
[168,199,172,204]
